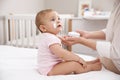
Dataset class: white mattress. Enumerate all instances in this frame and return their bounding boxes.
[0,45,120,80]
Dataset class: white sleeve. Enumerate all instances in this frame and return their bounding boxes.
[96,41,111,58]
[110,25,120,71]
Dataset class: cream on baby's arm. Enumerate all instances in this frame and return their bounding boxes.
[49,43,87,67]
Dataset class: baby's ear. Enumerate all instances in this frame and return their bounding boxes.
[39,25,47,32]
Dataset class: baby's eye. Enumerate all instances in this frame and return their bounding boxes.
[58,17,61,20]
[51,18,55,21]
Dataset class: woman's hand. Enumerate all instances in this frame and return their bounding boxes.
[76,30,90,39]
[60,36,82,46]
[77,30,106,40]
[59,30,90,46]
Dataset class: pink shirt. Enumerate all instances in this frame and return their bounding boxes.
[37,33,62,75]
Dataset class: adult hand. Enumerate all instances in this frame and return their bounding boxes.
[76,30,90,39]
[60,36,82,46]
[58,36,70,46]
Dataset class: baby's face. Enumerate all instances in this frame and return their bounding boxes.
[43,11,62,35]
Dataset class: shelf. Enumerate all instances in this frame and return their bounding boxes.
[83,15,110,20]
[69,14,110,20]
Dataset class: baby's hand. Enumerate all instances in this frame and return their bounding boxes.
[78,58,87,68]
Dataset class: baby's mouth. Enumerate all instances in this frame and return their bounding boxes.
[57,24,62,31]
[53,23,62,29]
[57,24,62,28]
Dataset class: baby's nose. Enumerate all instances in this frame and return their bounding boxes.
[57,20,61,23]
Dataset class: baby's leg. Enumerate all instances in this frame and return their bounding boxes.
[74,61,102,74]
[48,61,101,76]
[48,61,84,76]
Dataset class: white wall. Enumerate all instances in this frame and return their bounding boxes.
[92,0,114,11]
[45,0,114,16]
[0,0,44,44]
[45,0,79,16]
[0,0,44,14]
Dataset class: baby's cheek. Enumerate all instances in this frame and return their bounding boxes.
[53,22,57,28]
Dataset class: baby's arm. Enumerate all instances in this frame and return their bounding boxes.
[49,43,87,67]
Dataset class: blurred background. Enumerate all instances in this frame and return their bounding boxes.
[0,0,114,56]
[0,0,114,16]
[0,0,114,53]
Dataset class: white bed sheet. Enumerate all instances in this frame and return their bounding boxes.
[0,45,120,80]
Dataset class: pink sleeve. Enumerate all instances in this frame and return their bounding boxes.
[45,34,61,47]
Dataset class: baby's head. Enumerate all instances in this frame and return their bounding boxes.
[35,9,62,35]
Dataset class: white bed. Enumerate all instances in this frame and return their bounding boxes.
[0,45,120,80]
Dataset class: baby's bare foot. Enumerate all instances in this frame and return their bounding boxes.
[87,58,100,64]
[89,62,102,71]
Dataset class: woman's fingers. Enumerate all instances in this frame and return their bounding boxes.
[66,37,75,41]
[59,36,73,46]
[76,30,90,38]
[76,30,85,36]
[58,35,65,40]
[76,30,84,34]
[60,36,81,45]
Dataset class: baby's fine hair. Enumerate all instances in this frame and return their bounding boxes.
[35,9,54,32]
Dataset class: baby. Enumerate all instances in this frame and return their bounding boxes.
[35,9,101,76]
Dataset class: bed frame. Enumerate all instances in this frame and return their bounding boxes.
[5,14,38,48]
[5,14,73,48]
